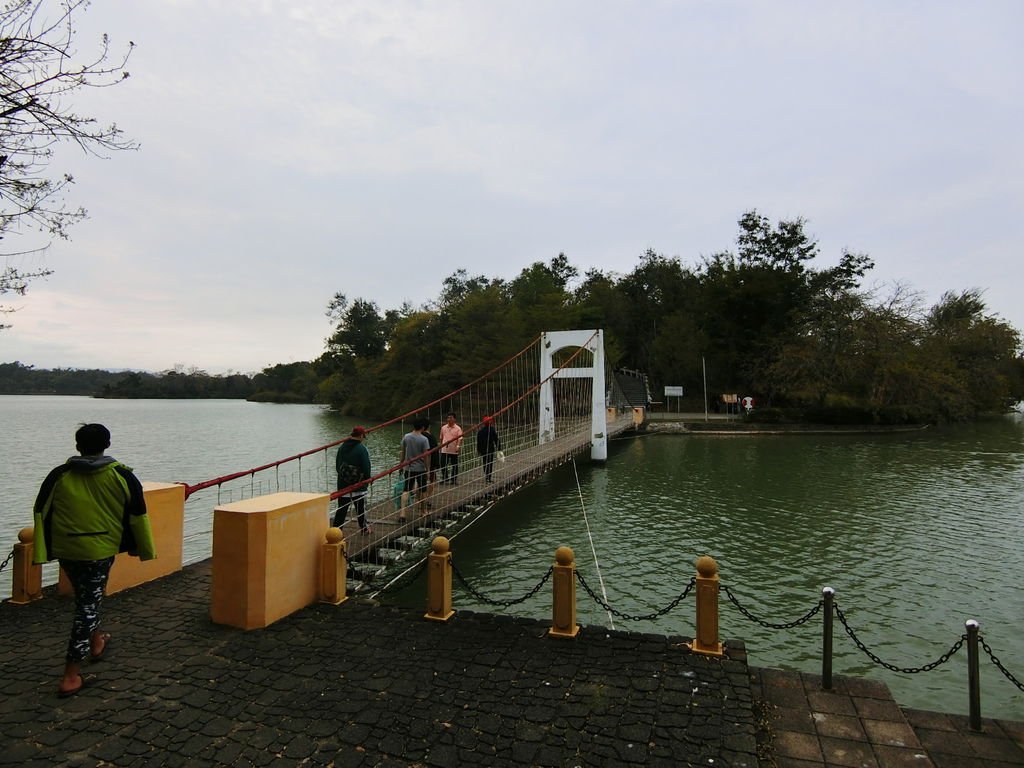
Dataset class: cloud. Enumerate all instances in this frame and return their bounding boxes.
[3,0,1021,373]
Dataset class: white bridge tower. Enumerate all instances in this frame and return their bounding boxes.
[538,329,608,462]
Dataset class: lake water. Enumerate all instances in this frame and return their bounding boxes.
[1,395,1021,719]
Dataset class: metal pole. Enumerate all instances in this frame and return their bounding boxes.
[822,587,835,690]
[966,619,981,730]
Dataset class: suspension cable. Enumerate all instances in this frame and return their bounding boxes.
[572,456,614,630]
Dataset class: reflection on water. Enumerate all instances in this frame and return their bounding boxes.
[1,397,1022,718]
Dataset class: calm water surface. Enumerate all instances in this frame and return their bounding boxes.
[1,396,1021,718]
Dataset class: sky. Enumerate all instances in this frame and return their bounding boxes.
[2,1,1022,375]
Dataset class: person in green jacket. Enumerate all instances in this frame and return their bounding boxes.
[33,423,156,698]
[334,426,372,533]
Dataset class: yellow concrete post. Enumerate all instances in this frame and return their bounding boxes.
[688,555,724,656]
[319,527,348,605]
[211,491,330,629]
[631,407,645,427]
[549,546,580,638]
[424,536,454,622]
[8,527,42,605]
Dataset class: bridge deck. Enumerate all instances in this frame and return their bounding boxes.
[337,413,635,577]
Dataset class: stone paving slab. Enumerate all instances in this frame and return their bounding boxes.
[0,562,759,767]
[751,668,1024,767]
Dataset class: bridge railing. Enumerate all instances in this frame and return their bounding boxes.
[169,332,614,568]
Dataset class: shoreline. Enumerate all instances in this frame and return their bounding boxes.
[641,412,931,436]
[644,421,930,436]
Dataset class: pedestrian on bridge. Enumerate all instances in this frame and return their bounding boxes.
[399,418,431,521]
[439,412,463,484]
[476,416,502,483]
[33,423,156,698]
[334,426,371,534]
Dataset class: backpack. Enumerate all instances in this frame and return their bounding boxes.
[338,461,362,489]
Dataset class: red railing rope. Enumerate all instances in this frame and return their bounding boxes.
[182,335,546,498]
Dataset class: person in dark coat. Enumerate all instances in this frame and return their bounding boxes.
[334,426,372,533]
[476,416,501,483]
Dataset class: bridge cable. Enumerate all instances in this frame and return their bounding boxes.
[571,456,615,631]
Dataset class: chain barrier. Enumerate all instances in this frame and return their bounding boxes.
[721,584,823,630]
[835,603,965,674]
[576,571,696,622]
[980,636,1024,692]
[451,560,553,608]
[0,547,14,575]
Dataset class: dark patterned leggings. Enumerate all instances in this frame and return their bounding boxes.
[60,557,114,662]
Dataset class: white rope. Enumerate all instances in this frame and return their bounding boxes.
[571,456,615,630]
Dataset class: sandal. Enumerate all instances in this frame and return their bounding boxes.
[57,675,90,698]
[89,632,111,662]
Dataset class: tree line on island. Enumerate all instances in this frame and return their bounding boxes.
[3,212,1022,424]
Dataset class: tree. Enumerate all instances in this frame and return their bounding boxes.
[768,251,875,405]
[325,294,390,359]
[615,249,694,374]
[922,289,1022,418]
[1,0,137,324]
[697,213,821,399]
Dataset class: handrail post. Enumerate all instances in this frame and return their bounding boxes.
[424,536,454,622]
[8,527,43,605]
[966,619,981,731]
[549,546,580,638]
[822,586,835,690]
[319,527,348,605]
[688,555,724,656]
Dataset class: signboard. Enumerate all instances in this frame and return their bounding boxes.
[664,386,684,397]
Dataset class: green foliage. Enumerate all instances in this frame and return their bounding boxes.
[0,361,264,399]
[311,214,1023,424]
[251,362,318,403]
[14,211,1021,423]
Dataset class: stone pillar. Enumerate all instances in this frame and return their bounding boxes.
[319,527,348,605]
[689,555,724,656]
[211,491,330,629]
[549,546,580,638]
[7,527,42,605]
[632,407,645,427]
[424,536,454,622]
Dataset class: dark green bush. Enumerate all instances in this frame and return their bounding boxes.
[800,405,875,425]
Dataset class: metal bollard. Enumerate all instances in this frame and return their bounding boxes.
[966,619,981,731]
[549,546,580,638]
[688,555,724,656]
[9,527,43,605]
[822,586,835,690]
[424,536,454,622]
[319,527,348,605]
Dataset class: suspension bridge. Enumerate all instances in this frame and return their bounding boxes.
[179,330,646,587]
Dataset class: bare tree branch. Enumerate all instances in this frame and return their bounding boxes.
[0,0,137,324]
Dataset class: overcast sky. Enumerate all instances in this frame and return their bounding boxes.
[2,1,1021,374]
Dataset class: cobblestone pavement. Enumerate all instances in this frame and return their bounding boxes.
[0,562,760,767]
